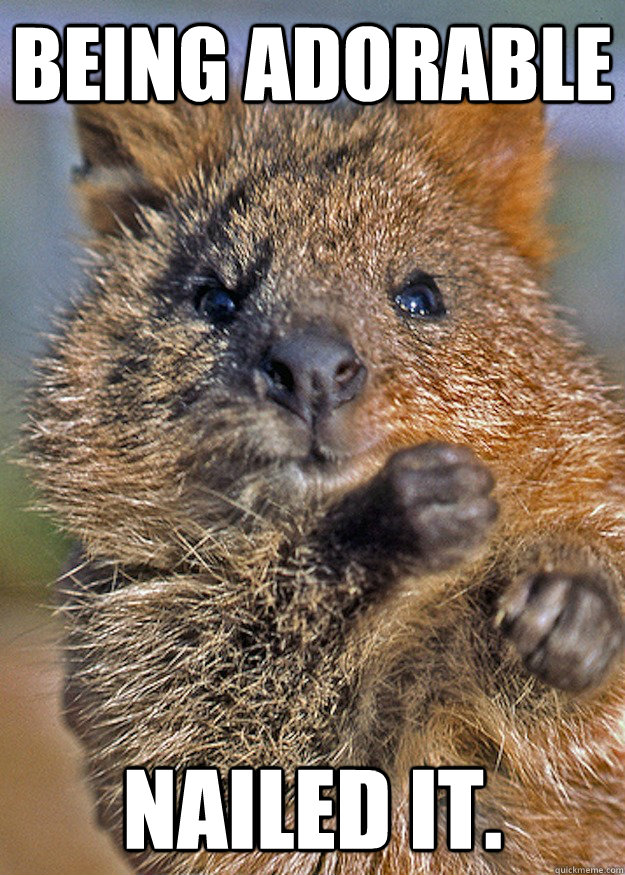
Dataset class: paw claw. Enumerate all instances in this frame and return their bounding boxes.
[375,442,497,570]
[499,571,624,692]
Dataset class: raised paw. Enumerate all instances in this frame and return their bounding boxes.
[498,571,624,693]
[370,442,498,571]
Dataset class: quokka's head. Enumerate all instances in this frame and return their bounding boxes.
[26,98,554,568]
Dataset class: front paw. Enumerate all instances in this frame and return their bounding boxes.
[498,571,624,692]
[370,442,498,570]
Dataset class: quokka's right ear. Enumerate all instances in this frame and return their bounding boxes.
[73,100,244,236]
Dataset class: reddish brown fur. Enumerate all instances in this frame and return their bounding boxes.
[25,99,625,873]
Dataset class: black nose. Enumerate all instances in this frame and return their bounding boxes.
[260,327,367,424]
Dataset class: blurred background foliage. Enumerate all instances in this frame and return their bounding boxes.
[0,0,623,600]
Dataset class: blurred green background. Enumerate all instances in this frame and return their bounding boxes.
[0,3,623,874]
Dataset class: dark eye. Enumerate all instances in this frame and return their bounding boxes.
[394,273,446,319]
[193,277,237,325]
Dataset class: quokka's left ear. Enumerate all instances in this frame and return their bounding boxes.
[73,98,245,236]
[405,101,554,264]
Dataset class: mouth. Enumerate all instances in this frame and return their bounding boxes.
[283,438,388,497]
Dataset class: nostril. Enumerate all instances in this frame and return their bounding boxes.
[334,357,362,387]
[262,358,295,394]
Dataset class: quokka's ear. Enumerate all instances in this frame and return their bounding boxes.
[408,101,554,264]
[73,99,244,236]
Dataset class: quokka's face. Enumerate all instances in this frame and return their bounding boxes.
[27,101,551,566]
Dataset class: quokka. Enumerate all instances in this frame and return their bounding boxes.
[25,97,625,874]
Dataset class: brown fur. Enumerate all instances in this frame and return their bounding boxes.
[25,99,625,873]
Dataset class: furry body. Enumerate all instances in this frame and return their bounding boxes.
[26,100,625,873]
